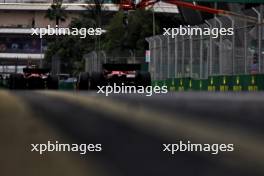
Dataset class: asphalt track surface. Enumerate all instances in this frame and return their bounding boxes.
[0,90,264,176]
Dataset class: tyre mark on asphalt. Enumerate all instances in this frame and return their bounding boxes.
[19,91,215,176]
[109,93,264,134]
[40,91,264,175]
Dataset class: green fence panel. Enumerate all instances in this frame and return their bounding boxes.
[152,80,156,87]
[151,81,155,87]
[164,78,176,91]
[166,78,176,91]
[173,78,181,91]
[208,76,232,91]
[173,78,183,91]
[186,78,194,91]
[176,78,183,91]
[190,79,202,91]
[231,75,243,91]
[219,75,233,91]
[152,80,159,87]
[177,78,191,91]
[255,75,264,90]
[59,82,75,90]
[190,79,209,91]
[208,76,221,91]
[240,75,251,91]
[152,80,166,88]
[241,74,264,91]
[152,74,264,92]
[166,78,182,91]
[174,78,182,91]
[200,79,209,91]
[160,80,167,87]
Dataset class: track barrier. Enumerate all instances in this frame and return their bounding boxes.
[153,74,264,91]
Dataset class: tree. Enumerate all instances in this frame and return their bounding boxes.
[44,0,106,74]
[44,3,179,74]
[45,0,67,26]
[104,10,160,57]
[45,35,86,75]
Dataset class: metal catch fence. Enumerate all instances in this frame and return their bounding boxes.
[147,6,264,81]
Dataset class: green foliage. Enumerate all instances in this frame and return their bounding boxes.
[45,0,67,26]
[44,10,99,74]
[45,7,159,74]
[104,10,160,56]
[45,36,85,74]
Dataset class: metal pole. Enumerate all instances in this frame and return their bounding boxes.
[190,34,193,78]
[260,5,263,73]
[205,20,213,76]
[182,35,185,77]
[157,36,163,80]
[244,18,248,74]
[225,16,235,75]
[215,17,223,75]
[175,36,178,78]
[15,57,18,74]
[101,50,107,64]
[40,38,43,68]
[146,37,155,80]
[153,38,157,80]
[252,7,261,73]
[152,7,156,36]
[199,26,203,79]
[167,36,170,79]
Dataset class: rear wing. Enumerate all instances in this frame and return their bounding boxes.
[23,68,50,74]
[103,64,141,71]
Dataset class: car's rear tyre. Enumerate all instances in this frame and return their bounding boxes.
[90,72,105,90]
[47,75,59,89]
[0,76,3,87]
[9,74,25,89]
[135,71,151,87]
[78,72,90,90]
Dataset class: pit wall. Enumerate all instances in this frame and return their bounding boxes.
[152,74,264,91]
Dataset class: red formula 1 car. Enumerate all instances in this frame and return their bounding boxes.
[78,64,151,90]
[9,67,59,89]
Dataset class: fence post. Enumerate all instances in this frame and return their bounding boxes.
[190,34,193,78]
[92,51,97,72]
[260,5,263,73]
[243,18,247,74]
[205,20,212,76]
[199,26,203,79]
[157,36,163,80]
[252,7,261,73]
[175,36,178,78]
[225,16,235,75]
[215,17,223,75]
[167,36,170,79]
[146,37,154,80]
[181,35,185,77]
[153,37,157,80]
